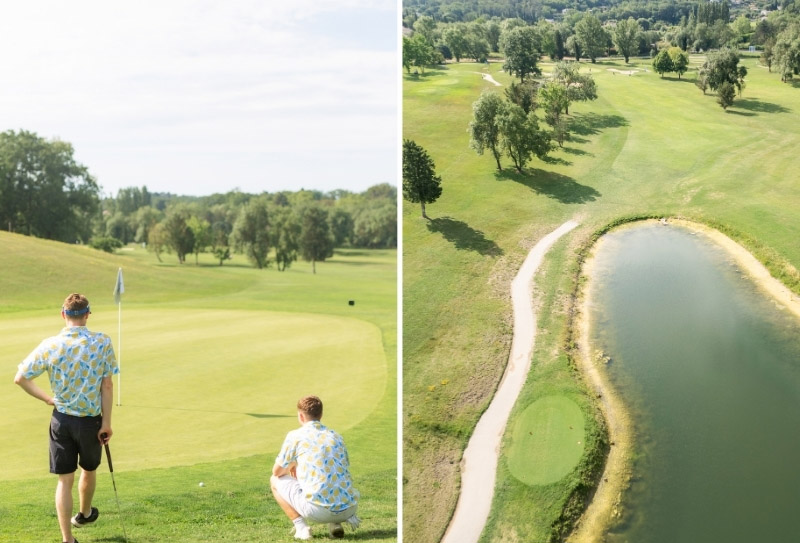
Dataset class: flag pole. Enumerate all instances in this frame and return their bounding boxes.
[117,296,122,406]
[113,267,125,407]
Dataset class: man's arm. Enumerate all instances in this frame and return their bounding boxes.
[98,376,113,443]
[13,371,54,406]
[272,461,297,478]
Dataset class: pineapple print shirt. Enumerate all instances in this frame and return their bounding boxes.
[275,420,359,512]
[18,326,119,417]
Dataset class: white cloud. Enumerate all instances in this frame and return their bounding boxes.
[0,0,398,195]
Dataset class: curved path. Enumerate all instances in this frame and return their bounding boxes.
[442,220,580,543]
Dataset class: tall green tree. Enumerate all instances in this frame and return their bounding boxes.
[271,206,300,271]
[443,24,469,62]
[575,14,607,63]
[552,61,598,114]
[299,204,334,274]
[163,206,195,264]
[500,25,542,81]
[187,215,211,265]
[774,23,800,82]
[668,47,690,79]
[498,104,551,173]
[402,140,442,220]
[469,91,507,170]
[613,18,641,63]
[232,200,271,269]
[653,48,675,77]
[0,130,99,242]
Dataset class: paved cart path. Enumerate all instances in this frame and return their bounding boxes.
[441,220,580,543]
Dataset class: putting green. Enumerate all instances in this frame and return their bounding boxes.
[507,395,585,486]
[1,308,386,480]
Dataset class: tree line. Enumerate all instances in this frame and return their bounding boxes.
[0,130,396,272]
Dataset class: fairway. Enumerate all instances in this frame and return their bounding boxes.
[404,53,800,543]
[507,395,585,486]
[1,231,396,542]
[1,309,386,480]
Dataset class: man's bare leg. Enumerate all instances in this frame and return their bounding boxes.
[56,472,75,543]
[78,469,97,517]
[270,475,301,520]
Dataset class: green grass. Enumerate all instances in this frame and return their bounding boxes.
[403,57,800,543]
[1,233,396,542]
[506,395,585,486]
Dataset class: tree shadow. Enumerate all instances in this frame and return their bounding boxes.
[726,109,756,117]
[562,146,592,156]
[541,154,572,166]
[495,169,601,204]
[351,528,398,540]
[569,112,629,136]
[426,217,503,256]
[403,67,448,81]
[660,75,694,83]
[733,98,790,114]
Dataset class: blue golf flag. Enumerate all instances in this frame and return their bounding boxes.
[113,268,124,304]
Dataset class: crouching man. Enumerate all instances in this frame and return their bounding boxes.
[270,395,360,540]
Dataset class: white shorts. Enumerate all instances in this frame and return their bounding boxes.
[273,475,358,523]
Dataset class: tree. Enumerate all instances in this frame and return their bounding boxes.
[232,200,271,269]
[699,48,746,95]
[566,34,582,61]
[731,15,752,44]
[469,91,507,170]
[329,207,354,246]
[668,47,690,79]
[553,28,566,60]
[402,140,442,220]
[351,201,397,249]
[187,215,211,265]
[504,79,538,114]
[552,61,598,114]
[403,34,436,73]
[539,80,571,145]
[575,14,607,63]
[498,104,551,173]
[761,38,776,72]
[413,15,438,45]
[614,18,641,63]
[653,48,674,77]
[0,130,100,243]
[299,205,334,274]
[717,81,736,110]
[500,25,541,81]
[443,24,469,62]
[486,20,502,52]
[147,222,167,262]
[774,23,800,82]
[271,206,301,271]
[163,207,195,264]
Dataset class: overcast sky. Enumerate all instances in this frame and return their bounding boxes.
[0,0,398,197]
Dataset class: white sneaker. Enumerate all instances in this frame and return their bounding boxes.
[345,514,361,531]
[294,524,312,540]
[329,522,345,538]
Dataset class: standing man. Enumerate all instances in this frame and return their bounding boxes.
[14,293,119,543]
[271,395,360,540]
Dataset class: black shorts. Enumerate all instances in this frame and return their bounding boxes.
[49,410,103,474]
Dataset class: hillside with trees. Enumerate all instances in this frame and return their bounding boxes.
[0,129,396,271]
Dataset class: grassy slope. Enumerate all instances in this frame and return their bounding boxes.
[1,233,397,542]
[403,56,800,543]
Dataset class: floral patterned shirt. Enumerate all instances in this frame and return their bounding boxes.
[19,326,118,417]
[275,420,359,512]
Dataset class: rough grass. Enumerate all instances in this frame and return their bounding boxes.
[403,56,800,543]
[1,234,397,542]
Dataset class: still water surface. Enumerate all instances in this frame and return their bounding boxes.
[589,224,800,543]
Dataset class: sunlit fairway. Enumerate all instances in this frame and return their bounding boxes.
[404,54,800,543]
[1,231,396,542]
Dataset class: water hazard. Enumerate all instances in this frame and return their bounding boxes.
[588,223,800,542]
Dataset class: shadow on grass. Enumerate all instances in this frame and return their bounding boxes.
[351,528,398,540]
[426,217,503,256]
[733,98,790,114]
[562,146,592,156]
[659,75,694,83]
[726,109,756,117]
[569,112,629,136]
[403,67,448,81]
[96,538,127,543]
[496,169,601,204]
[542,155,572,166]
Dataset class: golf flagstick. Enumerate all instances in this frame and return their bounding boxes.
[102,434,128,542]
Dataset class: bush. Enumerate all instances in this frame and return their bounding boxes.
[89,236,123,253]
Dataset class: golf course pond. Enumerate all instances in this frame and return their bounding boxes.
[587,223,800,542]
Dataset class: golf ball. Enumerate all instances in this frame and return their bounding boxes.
[199,482,205,487]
